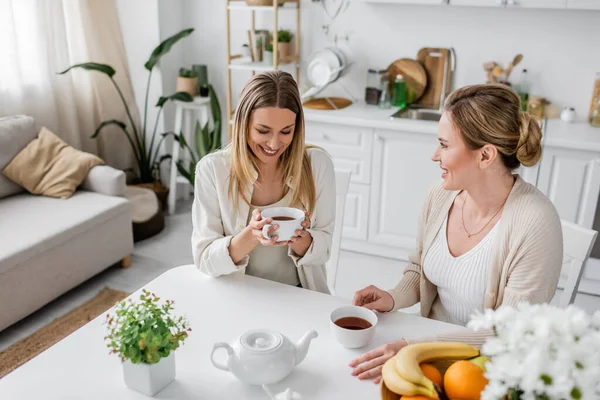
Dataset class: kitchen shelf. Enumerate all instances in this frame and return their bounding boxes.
[225,0,301,138]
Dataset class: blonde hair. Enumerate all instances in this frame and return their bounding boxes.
[444,83,543,169]
[228,70,316,215]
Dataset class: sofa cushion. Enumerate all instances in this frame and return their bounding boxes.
[0,115,39,199]
[2,127,104,199]
[0,191,131,274]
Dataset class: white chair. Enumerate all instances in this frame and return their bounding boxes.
[559,220,598,307]
[327,169,351,295]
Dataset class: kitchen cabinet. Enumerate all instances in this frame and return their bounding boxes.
[343,183,370,240]
[566,0,600,9]
[536,147,600,229]
[368,130,441,256]
[505,0,566,8]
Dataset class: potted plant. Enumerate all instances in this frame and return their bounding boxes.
[176,68,198,98]
[104,290,191,397]
[241,43,251,58]
[58,28,196,209]
[277,29,293,62]
[468,303,600,400]
[264,43,274,65]
[255,37,264,62]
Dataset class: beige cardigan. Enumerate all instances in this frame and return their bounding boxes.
[191,147,336,294]
[388,175,563,347]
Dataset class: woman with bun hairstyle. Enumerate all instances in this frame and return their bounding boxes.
[349,83,563,383]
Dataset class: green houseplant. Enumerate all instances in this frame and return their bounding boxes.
[104,289,191,396]
[166,84,222,186]
[264,43,274,65]
[277,29,293,62]
[58,28,195,199]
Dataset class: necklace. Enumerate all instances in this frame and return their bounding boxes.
[461,194,507,238]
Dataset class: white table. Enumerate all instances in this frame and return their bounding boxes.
[0,265,465,399]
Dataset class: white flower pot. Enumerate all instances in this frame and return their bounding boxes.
[122,353,176,397]
[241,46,251,58]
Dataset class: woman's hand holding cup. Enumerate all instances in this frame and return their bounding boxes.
[248,209,289,247]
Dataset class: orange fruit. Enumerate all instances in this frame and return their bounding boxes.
[420,363,443,388]
[444,360,489,400]
[400,396,436,400]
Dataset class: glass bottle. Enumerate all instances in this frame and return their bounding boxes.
[590,99,600,128]
[365,69,383,106]
[392,74,407,109]
[379,75,391,109]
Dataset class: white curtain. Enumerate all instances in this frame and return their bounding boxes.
[0,0,139,171]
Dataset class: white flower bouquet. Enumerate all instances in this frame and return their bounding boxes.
[468,303,600,400]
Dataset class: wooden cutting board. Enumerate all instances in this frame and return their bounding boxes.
[303,97,353,110]
[386,58,428,104]
[416,48,452,109]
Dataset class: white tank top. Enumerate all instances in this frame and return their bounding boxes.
[423,215,499,326]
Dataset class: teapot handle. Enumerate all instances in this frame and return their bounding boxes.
[211,342,232,371]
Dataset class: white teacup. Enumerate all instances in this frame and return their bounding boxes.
[261,207,305,242]
[329,306,378,349]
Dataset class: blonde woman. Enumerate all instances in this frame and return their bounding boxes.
[191,71,335,293]
[349,84,563,383]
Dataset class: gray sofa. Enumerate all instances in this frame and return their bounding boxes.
[0,115,133,332]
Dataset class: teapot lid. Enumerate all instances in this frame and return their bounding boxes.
[241,330,283,353]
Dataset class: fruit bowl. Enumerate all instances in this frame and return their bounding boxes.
[380,381,401,400]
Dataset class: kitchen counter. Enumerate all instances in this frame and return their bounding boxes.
[303,101,600,152]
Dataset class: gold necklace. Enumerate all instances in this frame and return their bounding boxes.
[461,194,507,239]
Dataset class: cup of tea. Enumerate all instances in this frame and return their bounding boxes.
[260,207,305,242]
[329,306,378,349]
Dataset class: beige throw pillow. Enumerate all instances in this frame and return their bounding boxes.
[2,127,104,199]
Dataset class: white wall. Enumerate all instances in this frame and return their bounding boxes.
[116,0,165,159]
[183,2,600,123]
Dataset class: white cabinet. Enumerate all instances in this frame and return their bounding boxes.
[368,129,441,255]
[450,0,505,7]
[343,183,370,240]
[305,122,373,185]
[506,0,566,8]
[536,147,600,229]
[567,0,600,8]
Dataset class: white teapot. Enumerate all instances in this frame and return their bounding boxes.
[211,329,318,385]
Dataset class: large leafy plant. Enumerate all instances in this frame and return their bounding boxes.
[167,84,222,186]
[58,28,195,184]
[104,289,191,364]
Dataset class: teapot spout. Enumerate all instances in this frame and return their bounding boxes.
[294,330,318,366]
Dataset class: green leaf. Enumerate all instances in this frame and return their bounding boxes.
[91,119,127,139]
[155,91,194,108]
[144,28,194,71]
[540,374,553,385]
[58,62,116,77]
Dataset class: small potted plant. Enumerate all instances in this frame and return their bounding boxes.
[277,29,293,62]
[176,68,198,97]
[241,43,251,58]
[263,43,274,65]
[105,290,191,397]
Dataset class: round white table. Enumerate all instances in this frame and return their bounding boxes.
[0,265,465,399]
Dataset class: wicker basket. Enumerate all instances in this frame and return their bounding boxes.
[245,0,285,6]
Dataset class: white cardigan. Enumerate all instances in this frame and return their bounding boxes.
[191,146,336,294]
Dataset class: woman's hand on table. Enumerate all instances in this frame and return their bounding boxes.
[352,285,395,312]
[288,211,312,257]
[349,339,409,384]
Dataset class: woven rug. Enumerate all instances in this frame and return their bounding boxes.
[0,287,129,378]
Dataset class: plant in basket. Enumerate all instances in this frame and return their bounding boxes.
[104,289,191,396]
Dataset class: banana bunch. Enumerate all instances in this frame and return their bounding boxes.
[382,342,480,399]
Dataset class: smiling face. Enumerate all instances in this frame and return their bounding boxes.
[248,106,297,166]
[431,112,482,190]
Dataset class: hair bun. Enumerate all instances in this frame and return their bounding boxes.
[516,112,543,167]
